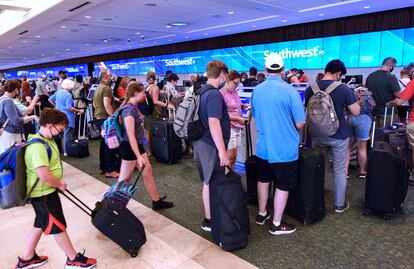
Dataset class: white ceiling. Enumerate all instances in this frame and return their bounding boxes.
[0,0,412,70]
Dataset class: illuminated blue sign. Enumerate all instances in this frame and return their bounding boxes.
[95,27,414,76]
[4,64,88,79]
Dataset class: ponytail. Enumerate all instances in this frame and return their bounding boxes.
[123,81,145,105]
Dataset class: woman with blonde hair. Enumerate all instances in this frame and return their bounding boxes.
[118,81,174,210]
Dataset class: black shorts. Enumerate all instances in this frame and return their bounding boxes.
[119,141,146,161]
[31,191,67,235]
[256,157,298,191]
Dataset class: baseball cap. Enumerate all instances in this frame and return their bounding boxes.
[61,79,75,90]
[265,52,284,71]
[40,74,46,78]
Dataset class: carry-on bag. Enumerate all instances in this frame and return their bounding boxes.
[244,121,259,205]
[67,113,89,158]
[209,166,250,251]
[150,116,182,164]
[285,145,325,225]
[365,107,409,219]
[61,189,146,258]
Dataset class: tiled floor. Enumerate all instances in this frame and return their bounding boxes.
[1,162,258,269]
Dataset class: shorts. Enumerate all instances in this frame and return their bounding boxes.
[407,122,414,149]
[349,114,371,141]
[119,141,146,161]
[256,157,298,191]
[31,191,67,235]
[227,127,241,149]
[193,139,220,185]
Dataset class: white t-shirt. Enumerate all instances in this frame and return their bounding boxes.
[399,77,411,106]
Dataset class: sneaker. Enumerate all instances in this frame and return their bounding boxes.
[269,222,296,236]
[255,212,271,225]
[15,253,48,269]
[358,173,367,179]
[152,196,174,210]
[201,218,212,232]
[334,202,350,213]
[65,251,96,269]
[105,171,119,178]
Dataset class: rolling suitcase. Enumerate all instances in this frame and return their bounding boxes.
[150,117,182,164]
[365,107,409,219]
[66,113,89,158]
[286,145,326,225]
[210,167,250,251]
[62,188,146,258]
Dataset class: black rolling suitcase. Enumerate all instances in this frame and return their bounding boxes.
[286,145,326,224]
[365,107,409,219]
[245,121,259,205]
[67,113,89,158]
[150,118,182,164]
[62,189,146,258]
[210,167,250,251]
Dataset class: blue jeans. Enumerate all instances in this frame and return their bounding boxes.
[63,126,73,154]
[313,136,349,207]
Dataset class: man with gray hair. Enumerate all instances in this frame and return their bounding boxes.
[93,69,119,178]
[366,57,401,124]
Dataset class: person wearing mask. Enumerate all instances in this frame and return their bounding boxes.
[49,79,84,156]
[118,81,174,210]
[194,60,230,232]
[16,108,96,269]
[387,63,414,184]
[257,73,266,84]
[366,57,400,126]
[157,70,172,90]
[220,70,247,170]
[397,67,412,124]
[252,53,305,235]
[240,72,248,85]
[0,79,39,154]
[297,69,309,83]
[36,75,48,97]
[287,68,299,83]
[158,73,180,119]
[242,67,259,87]
[93,69,119,178]
[57,70,67,90]
[305,60,360,213]
[144,71,164,156]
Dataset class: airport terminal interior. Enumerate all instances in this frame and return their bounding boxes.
[1,1,414,269]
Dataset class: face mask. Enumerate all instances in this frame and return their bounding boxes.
[49,127,61,140]
[390,66,394,73]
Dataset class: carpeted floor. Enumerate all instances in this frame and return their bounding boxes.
[63,139,414,269]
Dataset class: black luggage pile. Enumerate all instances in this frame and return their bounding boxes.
[66,113,89,158]
[365,107,409,219]
[151,118,183,164]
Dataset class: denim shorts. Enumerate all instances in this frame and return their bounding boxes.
[349,114,372,141]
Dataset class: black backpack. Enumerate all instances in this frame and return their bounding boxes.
[137,85,155,115]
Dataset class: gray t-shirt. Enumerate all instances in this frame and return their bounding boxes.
[121,105,144,144]
[366,70,400,116]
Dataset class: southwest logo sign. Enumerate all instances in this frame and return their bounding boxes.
[164,57,195,67]
[264,46,325,59]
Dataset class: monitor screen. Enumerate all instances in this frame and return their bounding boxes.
[87,84,98,100]
[343,75,363,85]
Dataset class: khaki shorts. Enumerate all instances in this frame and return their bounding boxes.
[407,122,414,149]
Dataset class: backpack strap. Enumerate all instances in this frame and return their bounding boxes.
[197,84,216,96]
[399,79,407,88]
[310,81,321,95]
[324,81,342,95]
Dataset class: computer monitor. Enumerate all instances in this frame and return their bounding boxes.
[87,84,98,100]
[343,75,363,85]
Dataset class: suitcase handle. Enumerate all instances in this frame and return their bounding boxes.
[131,165,145,190]
[60,189,93,217]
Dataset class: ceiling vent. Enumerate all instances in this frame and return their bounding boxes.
[18,30,29,35]
[69,2,91,12]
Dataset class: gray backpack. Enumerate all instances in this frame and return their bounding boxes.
[306,81,342,137]
[173,85,213,140]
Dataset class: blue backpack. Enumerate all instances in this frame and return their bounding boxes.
[0,139,51,209]
[102,103,139,149]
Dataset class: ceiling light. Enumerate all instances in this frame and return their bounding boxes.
[36,35,41,38]
[299,0,364,12]
[226,29,230,32]
[185,36,189,39]
[364,6,370,9]
[61,25,66,28]
[136,32,140,35]
[65,48,70,51]
[8,46,12,48]
[227,11,235,15]
[168,22,189,27]
[168,39,172,41]
[166,25,172,28]
[282,19,288,22]
[204,33,209,36]
[252,25,257,27]
[85,15,91,19]
[85,43,90,46]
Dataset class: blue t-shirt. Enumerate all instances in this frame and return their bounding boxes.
[50,90,75,128]
[252,76,306,163]
[198,84,231,148]
[305,80,357,140]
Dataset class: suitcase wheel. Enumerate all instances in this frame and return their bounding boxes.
[130,251,138,258]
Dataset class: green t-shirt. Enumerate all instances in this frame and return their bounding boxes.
[93,83,114,119]
[25,134,62,198]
